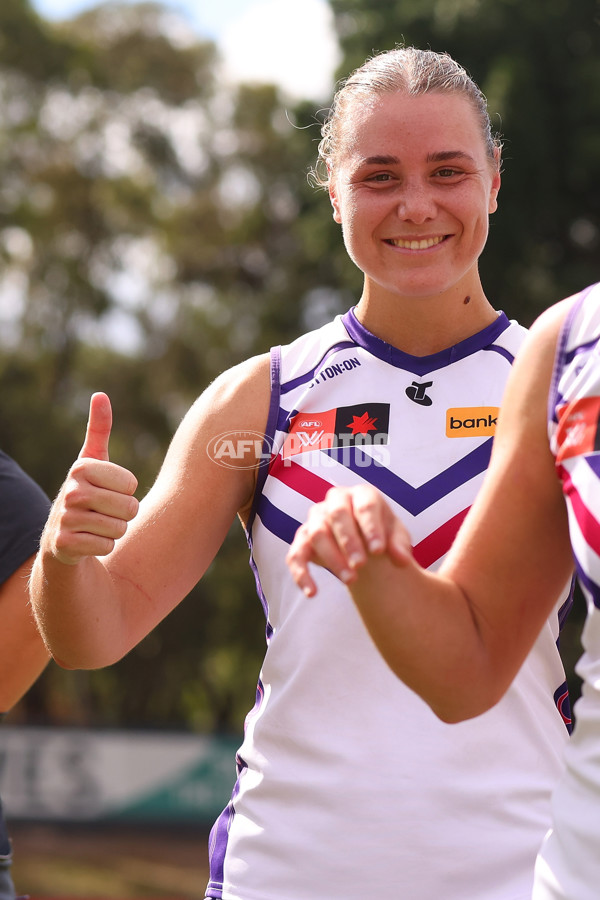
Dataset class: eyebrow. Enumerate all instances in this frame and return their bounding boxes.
[360,151,476,166]
[426,150,476,164]
[362,155,400,166]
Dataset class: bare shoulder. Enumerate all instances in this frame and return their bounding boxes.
[176,352,272,443]
[503,296,576,416]
[527,294,577,349]
[151,352,273,521]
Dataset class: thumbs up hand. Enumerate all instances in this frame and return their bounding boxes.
[45,393,139,566]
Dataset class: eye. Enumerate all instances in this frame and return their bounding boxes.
[366,172,394,184]
[435,167,463,179]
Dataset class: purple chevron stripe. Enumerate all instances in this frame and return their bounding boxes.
[256,494,302,545]
[322,439,493,515]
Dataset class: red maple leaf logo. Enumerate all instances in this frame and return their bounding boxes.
[346,411,378,436]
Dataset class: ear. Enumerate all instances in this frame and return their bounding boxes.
[488,150,501,215]
[328,169,342,224]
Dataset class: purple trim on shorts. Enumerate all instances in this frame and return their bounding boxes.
[341,308,512,376]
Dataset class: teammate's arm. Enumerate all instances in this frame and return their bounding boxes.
[30,354,271,670]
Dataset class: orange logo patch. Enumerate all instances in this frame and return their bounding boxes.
[555,396,600,463]
[446,407,499,438]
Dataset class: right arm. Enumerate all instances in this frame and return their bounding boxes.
[30,354,271,669]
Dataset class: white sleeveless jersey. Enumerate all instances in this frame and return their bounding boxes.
[534,282,600,900]
[206,309,571,900]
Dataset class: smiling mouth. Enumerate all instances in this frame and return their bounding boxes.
[386,235,447,250]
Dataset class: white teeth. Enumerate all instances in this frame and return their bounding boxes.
[390,235,445,249]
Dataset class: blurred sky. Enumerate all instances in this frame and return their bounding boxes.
[30,0,341,100]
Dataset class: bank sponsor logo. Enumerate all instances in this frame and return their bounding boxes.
[282,402,390,459]
[446,407,500,438]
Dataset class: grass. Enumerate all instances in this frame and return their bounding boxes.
[10,823,210,899]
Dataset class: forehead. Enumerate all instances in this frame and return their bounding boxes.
[338,91,485,162]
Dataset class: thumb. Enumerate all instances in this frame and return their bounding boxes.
[79,392,112,461]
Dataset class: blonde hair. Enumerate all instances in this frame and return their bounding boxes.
[313,46,501,188]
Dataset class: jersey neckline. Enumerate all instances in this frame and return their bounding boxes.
[341,307,511,376]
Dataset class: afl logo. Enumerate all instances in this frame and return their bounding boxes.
[207,430,273,469]
[298,419,322,428]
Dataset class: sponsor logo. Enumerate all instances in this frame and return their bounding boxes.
[446,407,499,438]
[406,381,433,406]
[281,402,390,459]
[555,396,600,462]
[310,357,361,387]
[207,430,273,469]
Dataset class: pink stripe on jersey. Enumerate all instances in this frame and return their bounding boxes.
[412,506,470,569]
[558,463,600,558]
[269,456,333,503]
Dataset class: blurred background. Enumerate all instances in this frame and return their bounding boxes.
[0,0,599,894]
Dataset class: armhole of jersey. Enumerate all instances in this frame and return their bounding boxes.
[245,345,282,536]
[547,293,585,426]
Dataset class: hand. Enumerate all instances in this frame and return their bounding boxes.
[286,485,412,597]
[44,393,139,565]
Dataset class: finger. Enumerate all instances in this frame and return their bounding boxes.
[349,485,391,555]
[286,531,319,597]
[70,458,138,498]
[79,392,112,462]
[62,473,140,522]
[387,520,414,567]
[53,513,127,563]
[322,487,369,569]
[287,522,357,596]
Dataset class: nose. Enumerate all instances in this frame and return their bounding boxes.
[395,179,436,224]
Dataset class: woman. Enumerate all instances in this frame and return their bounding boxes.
[286,278,600,900]
[30,48,571,900]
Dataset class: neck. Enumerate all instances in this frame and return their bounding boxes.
[354,282,498,356]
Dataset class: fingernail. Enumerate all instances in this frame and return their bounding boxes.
[348,553,363,568]
[368,539,384,553]
[340,569,354,583]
